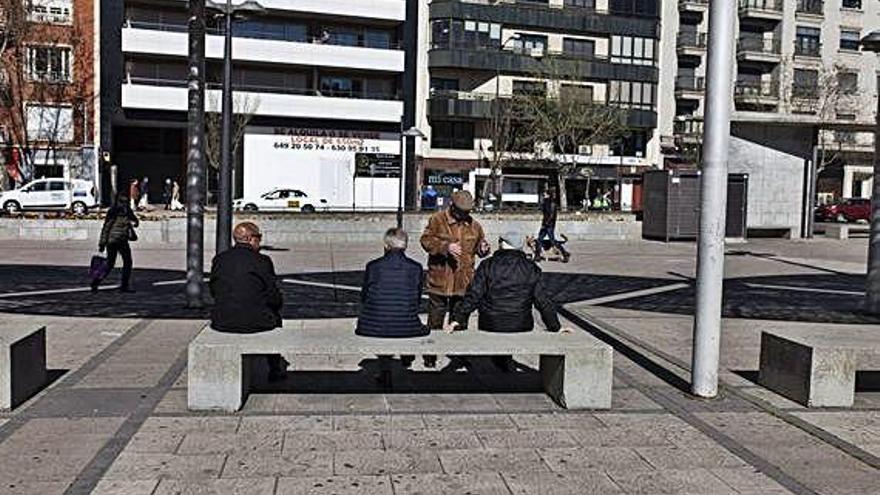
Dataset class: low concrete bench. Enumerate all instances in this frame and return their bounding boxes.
[758,327,880,407]
[823,223,869,240]
[188,318,613,412]
[0,325,47,410]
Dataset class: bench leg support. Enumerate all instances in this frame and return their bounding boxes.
[540,349,612,410]
[1,327,47,410]
[188,346,254,412]
[758,333,857,407]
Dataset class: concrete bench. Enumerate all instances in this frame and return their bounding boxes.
[758,327,880,407]
[0,325,47,410]
[823,223,869,240]
[188,318,613,412]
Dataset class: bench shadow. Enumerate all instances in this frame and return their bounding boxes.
[733,369,880,393]
[250,357,543,394]
[12,369,67,409]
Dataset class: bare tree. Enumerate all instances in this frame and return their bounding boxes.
[205,93,260,171]
[0,0,94,188]
[517,59,628,210]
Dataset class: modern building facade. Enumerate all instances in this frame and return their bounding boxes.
[101,0,417,209]
[661,0,879,236]
[0,0,98,189]
[416,0,661,210]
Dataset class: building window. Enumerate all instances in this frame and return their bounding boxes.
[838,71,858,94]
[563,38,596,58]
[792,69,819,98]
[796,0,823,15]
[26,104,74,142]
[609,81,655,110]
[795,26,821,57]
[611,36,655,66]
[512,80,547,97]
[510,34,547,56]
[842,0,862,9]
[564,0,596,8]
[431,19,501,50]
[840,30,860,51]
[560,84,594,103]
[26,46,72,83]
[431,121,474,150]
[609,0,658,16]
[29,0,73,24]
[430,78,459,93]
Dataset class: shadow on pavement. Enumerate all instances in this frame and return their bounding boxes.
[0,264,875,325]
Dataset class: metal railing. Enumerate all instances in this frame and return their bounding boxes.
[677,31,708,49]
[737,36,781,54]
[127,77,401,101]
[675,76,706,92]
[734,80,779,98]
[738,0,783,12]
[679,0,709,5]
[674,119,703,135]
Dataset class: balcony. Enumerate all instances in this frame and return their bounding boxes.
[429,0,659,39]
[734,80,779,109]
[679,0,709,14]
[674,119,703,144]
[428,45,659,83]
[167,0,405,22]
[122,27,405,73]
[675,76,705,99]
[121,80,404,123]
[737,37,782,64]
[794,44,822,59]
[738,0,784,22]
[427,90,657,128]
[796,0,824,17]
[677,32,708,57]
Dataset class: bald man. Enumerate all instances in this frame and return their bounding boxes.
[210,222,286,380]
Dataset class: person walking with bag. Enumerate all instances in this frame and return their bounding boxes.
[91,192,139,293]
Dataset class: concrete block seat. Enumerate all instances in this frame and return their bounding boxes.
[188,318,613,412]
[0,324,47,410]
[758,327,880,407]
[822,223,869,240]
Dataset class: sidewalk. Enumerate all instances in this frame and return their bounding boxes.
[0,237,876,494]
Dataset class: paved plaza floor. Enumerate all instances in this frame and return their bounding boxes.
[0,234,877,494]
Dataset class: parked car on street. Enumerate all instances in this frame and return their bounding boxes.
[815,198,871,223]
[0,178,98,216]
[233,188,328,213]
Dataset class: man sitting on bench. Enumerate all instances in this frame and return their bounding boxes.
[210,221,287,382]
[445,231,565,372]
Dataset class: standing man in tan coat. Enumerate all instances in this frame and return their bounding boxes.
[421,191,490,367]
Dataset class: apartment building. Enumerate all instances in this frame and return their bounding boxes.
[100,0,417,209]
[661,0,879,236]
[0,0,98,188]
[416,0,661,210]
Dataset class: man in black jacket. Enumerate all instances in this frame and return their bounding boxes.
[210,222,286,381]
[447,231,566,371]
[535,190,569,263]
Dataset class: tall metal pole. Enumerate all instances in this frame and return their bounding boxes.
[866,74,880,313]
[186,0,207,308]
[216,2,234,254]
[691,0,736,398]
[398,133,406,229]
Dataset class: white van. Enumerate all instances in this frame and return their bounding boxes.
[0,178,98,215]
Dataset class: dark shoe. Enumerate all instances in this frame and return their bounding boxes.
[423,355,437,369]
[90,280,99,293]
[561,253,571,263]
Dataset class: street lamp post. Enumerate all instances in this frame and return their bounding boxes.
[490,34,521,205]
[398,127,426,229]
[207,0,265,254]
[185,0,207,308]
[859,31,880,313]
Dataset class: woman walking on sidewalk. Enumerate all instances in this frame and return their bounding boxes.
[92,192,139,293]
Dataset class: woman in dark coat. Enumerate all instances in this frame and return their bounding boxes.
[91,192,139,293]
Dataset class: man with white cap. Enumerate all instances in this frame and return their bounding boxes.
[445,230,565,371]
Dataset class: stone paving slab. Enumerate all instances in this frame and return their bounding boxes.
[439,448,549,474]
[277,475,392,495]
[92,479,160,495]
[382,429,482,450]
[0,480,70,495]
[154,478,278,495]
[607,468,739,495]
[334,449,442,476]
[239,415,333,434]
[102,452,227,480]
[538,446,654,472]
[503,470,624,495]
[475,429,578,449]
[391,473,511,495]
[283,431,384,453]
[221,451,333,478]
[177,432,285,455]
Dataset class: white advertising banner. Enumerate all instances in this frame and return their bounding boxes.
[243,127,401,210]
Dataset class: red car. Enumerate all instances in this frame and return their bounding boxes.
[815,198,872,223]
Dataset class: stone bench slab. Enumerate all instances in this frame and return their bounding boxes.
[188,318,612,412]
[758,327,880,407]
[0,325,47,410]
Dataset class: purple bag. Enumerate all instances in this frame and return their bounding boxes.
[89,254,109,281]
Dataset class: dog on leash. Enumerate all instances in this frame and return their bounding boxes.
[525,234,570,263]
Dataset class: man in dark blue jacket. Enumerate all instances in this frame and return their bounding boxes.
[356,228,428,375]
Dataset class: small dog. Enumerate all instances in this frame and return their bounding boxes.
[526,234,570,263]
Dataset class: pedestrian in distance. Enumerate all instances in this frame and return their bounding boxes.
[209,222,287,382]
[171,180,183,211]
[420,190,490,368]
[445,231,569,372]
[163,178,173,210]
[535,189,570,263]
[129,179,140,211]
[92,191,139,293]
[138,176,150,210]
[356,228,429,384]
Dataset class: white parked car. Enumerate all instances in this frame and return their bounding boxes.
[233,188,328,213]
[0,178,98,216]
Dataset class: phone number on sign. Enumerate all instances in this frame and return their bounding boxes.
[273,142,382,153]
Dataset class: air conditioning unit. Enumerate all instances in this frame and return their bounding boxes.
[578,145,593,156]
